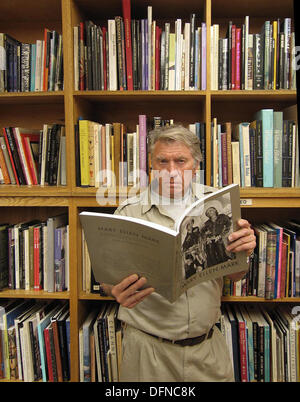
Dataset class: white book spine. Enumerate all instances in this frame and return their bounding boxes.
[108,20,117,90]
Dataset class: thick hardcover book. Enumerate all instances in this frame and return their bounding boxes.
[80,183,247,303]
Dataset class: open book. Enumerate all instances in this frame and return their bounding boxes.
[80,183,248,303]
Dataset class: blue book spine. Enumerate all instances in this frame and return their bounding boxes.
[30,43,36,92]
[255,109,274,187]
[264,325,270,382]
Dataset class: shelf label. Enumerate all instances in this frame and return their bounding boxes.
[240,198,253,206]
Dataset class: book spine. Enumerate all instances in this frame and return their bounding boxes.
[138,115,147,188]
[122,0,133,90]
[235,28,241,90]
[0,140,11,184]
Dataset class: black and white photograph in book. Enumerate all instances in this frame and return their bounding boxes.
[181,192,235,280]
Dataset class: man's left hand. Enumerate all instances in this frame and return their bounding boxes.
[226,218,256,256]
[225,218,256,282]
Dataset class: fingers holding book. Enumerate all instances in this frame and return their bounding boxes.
[111,274,155,309]
[226,218,256,256]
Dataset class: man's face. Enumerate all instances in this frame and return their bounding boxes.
[151,140,199,199]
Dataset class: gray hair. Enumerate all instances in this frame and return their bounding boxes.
[148,124,202,165]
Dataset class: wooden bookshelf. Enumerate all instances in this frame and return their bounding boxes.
[0,0,298,382]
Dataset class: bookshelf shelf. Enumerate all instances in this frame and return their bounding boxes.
[0,187,71,199]
[0,92,65,105]
[0,195,71,207]
[0,289,70,299]
[221,296,300,303]
[79,291,114,301]
[210,90,297,102]
[74,90,207,102]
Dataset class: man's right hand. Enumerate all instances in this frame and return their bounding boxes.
[111,274,155,309]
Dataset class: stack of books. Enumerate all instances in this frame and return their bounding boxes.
[211,106,299,188]
[0,29,63,93]
[75,115,206,189]
[223,219,300,299]
[0,300,70,382]
[0,214,69,293]
[211,16,296,90]
[0,124,66,186]
[220,303,300,382]
[73,2,206,91]
[79,302,122,382]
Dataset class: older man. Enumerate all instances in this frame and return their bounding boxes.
[102,124,256,382]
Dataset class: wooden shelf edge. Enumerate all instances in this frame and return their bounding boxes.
[79,291,114,301]
[74,90,206,96]
[221,296,300,302]
[0,185,71,198]
[0,289,70,299]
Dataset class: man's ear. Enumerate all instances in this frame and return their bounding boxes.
[192,161,200,177]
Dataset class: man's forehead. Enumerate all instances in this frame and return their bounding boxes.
[153,140,193,156]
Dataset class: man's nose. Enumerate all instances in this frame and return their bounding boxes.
[167,161,179,176]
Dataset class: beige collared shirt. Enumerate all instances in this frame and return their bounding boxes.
[115,183,225,340]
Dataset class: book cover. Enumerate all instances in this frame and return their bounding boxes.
[80,184,247,303]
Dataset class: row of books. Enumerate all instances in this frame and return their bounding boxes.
[211,105,299,188]
[0,214,69,293]
[0,124,66,186]
[79,302,122,382]
[211,17,296,91]
[0,300,70,382]
[76,115,206,189]
[223,219,300,300]
[74,3,206,91]
[220,303,300,382]
[0,29,63,93]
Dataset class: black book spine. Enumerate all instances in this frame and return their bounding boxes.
[0,225,8,289]
[255,120,263,187]
[218,39,223,90]
[48,124,59,185]
[227,21,232,90]
[5,127,26,184]
[21,43,31,92]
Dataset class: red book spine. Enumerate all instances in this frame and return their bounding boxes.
[43,29,49,91]
[155,26,161,90]
[21,136,38,185]
[44,326,54,382]
[235,28,241,90]
[231,25,236,90]
[102,27,107,90]
[12,128,30,185]
[34,226,42,290]
[280,240,287,298]
[122,0,133,90]
[238,321,248,382]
